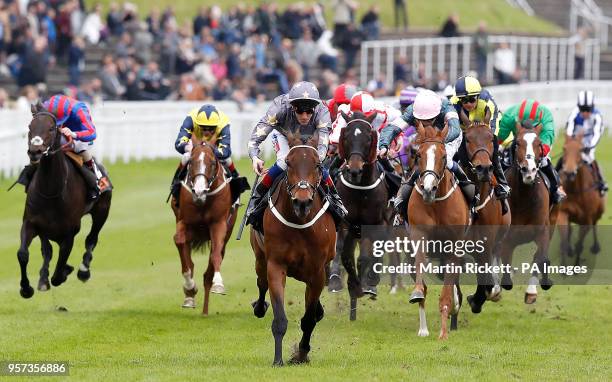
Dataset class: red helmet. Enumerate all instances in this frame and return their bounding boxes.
[333,84,358,105]
[350,91,376,117]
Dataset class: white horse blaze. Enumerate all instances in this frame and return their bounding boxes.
[423,145,437,191]
[523,133,538,172]
[193,152,207,194]
[354,128,362,136]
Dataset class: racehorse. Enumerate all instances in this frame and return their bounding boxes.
[461,123,510,313]
[407,121,469,340]
[171,138,237,315]
[250,131,336,365]
[499,122,558,304]
[334,111,390,320]
[16,102,112,298]
[557,133,605,266]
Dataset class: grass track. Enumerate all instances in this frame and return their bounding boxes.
[0,137,611,380]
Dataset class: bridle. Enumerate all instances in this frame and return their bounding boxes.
[417,138,447,187]
[285,145,322,201]
[30,111,69,157]
[185,142,224,195]
[513,134,544,174]
[341,118,376,163]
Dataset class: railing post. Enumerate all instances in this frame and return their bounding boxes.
[386,41,394,91]
[360,41,368,89]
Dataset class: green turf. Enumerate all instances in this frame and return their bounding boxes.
[91,0,562,35]
[0,135,610,380]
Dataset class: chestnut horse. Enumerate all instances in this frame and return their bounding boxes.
[557,133,605,266]
[461,123,510,313]
[499,122,558,304]
[250,132,336,365]
[171,139,237,315]
[334,111,390,320]
[17,103,112,298]
[407,122,469,340]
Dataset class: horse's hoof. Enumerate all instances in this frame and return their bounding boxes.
[50,275,66,287]
[408,290,425,304]
[438,330,449,340]
[210,283,226,295]
[288,351,310,365]
[64,264,74,276]
[182,297,196,308]
[540,278,553,291]
[591,243,601,254]
[328,274,343,293]
[417,328,430,337]
[467,295,482,314]
[37,280,50,292]
[77,269,91,282]
[272,360,284,367]
[20,285,34,299]
[363,286,377,297]
[524,293,537,304]
[487,285,502,302]
[252,300,269,318]
[574,245,584,256]
[389,286,398,294]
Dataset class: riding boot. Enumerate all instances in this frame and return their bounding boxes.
[541,159,566,204]
[393,170,419,224]
[245,181,270,227]
[323,181,348,229]
[324,155,342,180]
[15,164,37,190]
[592,161,608,195]
[81,161,100,200]
[170,164,187,206]
[451,162,477,207]
[492,154,511,199]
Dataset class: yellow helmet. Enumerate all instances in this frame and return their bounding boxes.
[193,104,221,127]
[454,76,482,98]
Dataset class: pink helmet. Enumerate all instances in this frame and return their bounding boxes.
[412,89,441,120]
[350,91,376,117]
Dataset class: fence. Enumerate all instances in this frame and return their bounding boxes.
[360,35,600,91]
[2,81,612,178]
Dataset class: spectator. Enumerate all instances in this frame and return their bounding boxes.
[439,13,460,38]
[80,3,104,45]
[106,2,124,36]
[226,42,242,80]
[115,31,134,58]
[393,0,408,31]
[133,21,153,64]
[76,78,103,105]
[139,61,170,100]
[146,8,162,41]
[473,20,489,81]
[15,85,39,111]
[361,5,380,40]
[212,77,233,100]
[68,36,85,86]
[331,0,358,47]
[367,74,387,97]
[434,71,449,91]
[317,29,338,72]
[338,23,363,73]
[493,42,516,84]
[193,6,209,36]
[294,28,318,80]
[571,27,589,79]
[413,61,430,88]
[99,58,125,100]
[394,54,410,85]
[56,1,74,62]
[160,19,179,74]
[38,3,57,53]
[18,36,49,87]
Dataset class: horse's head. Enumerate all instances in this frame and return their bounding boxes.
[27,101,59,164]
[561,132,585,181]
[284,130,322,218]
[464,122,495,182]
[187,140,218,206]
[415,120,448,204]
[514,120,543,184]
[338,110,378,183]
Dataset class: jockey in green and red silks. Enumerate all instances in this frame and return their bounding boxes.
[497,99,566,204]
[245,81,347,229]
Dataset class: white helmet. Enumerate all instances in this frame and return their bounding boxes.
[413,89,442,120]
[577,90,594,109]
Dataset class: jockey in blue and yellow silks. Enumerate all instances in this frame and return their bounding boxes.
[170,104,247,204]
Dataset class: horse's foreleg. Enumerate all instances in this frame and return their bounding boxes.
[591,224,601,254]
[208,221,228,295]
[409,249,426,303]
[557,211,571,264]
[573,225,590,266]
[417,285,429,337]
[38,237,52,291]
[17,221,36,298]
[439,272,458,340]
[359,237,380,296]
[339,232,360,320]
[290,272,325,365]
[175,221,197,308]
[268,260,288,366]
[78,196,111,282]
[50,235,75,287]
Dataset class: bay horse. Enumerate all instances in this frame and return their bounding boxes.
[499,122,558,304]
[171,137,237,315]
[250,131,336,366]
[17,103,112,298]
[461,123,510,313]
[557,133,605,266]
[334,111,390,320]
[407,121,469,340]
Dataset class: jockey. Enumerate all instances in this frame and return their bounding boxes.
[497,99,566,204]
[170,104,247,203]
[326,83,358,121]
[565,90,607,194]
[245,81,347,228]
[379,89,477,221]
[16,94,109,199]
[451,75,510,199]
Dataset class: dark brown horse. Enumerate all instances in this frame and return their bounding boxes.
[557,133,605,266]
[17,103,112,298]
[500,122,558,304]
[407,121,469,340]
[171,138,237,315]
[334,111,390,320]
[462,123,510,313]
[250,132,336,366]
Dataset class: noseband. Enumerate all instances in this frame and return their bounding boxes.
[342,119,375,163]
[31,111,64,157]
[187,143,219,193]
